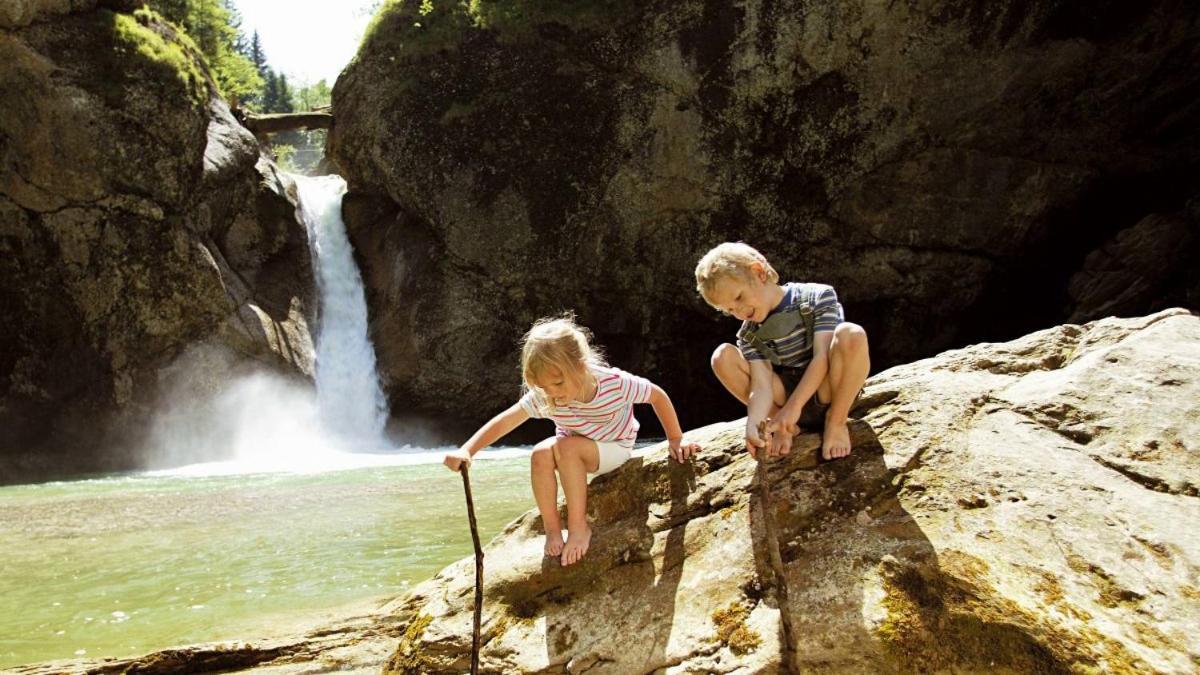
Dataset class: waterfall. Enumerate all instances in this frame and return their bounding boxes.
[295,174,389,445]
[144,174,395,475]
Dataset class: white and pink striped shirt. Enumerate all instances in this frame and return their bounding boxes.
[519,366,654,447]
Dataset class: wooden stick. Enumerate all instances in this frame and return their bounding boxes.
[460,466,484,675]
[755,422,798,674]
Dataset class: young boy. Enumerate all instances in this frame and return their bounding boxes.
[695,242,870,460]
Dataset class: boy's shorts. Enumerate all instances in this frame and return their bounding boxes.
[776,366,861,428]
[594,440,633,476]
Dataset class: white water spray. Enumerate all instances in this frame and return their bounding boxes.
[147,174,400,474]
[296,175,389,445]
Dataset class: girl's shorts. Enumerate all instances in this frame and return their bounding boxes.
[593,440,633,476]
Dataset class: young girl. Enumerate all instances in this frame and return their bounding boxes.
[444,315,700,566]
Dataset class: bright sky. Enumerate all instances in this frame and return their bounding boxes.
[231,0,378,85]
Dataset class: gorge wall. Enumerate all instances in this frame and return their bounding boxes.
[0,1,316,480]
[329,0,1199,436]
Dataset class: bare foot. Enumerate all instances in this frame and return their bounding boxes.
[560,526,592,566]
[544,530,565,557]
[822,419,852,460]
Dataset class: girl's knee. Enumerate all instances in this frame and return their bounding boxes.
[531,439,557,469]
[552,436,588,461]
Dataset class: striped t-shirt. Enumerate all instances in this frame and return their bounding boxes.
[519,366,653,447]
[738,282,844,367]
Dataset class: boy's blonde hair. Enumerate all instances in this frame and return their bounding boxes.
[694,242,779,303]
[520,314,606,395]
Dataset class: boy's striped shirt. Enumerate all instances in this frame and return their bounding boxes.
[519,366,653,446]
[738,282,844,367]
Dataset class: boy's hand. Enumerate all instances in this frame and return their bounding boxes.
[767,406,801,438]
[765,408,800,457]
[745,418,769,458]
[443,450,472,472]
[767,423,794,457]
[667,438,701,463]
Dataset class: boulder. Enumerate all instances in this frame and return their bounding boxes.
[0,7,315,480]
[329,0,1200,435]
[381,309,1199,673]
[13,310,1196,673]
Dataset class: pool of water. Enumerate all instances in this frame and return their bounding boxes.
[0,451,532,668]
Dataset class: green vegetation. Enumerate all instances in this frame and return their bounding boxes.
[142,0,262,100]
[358,0,642,63]
[111,9,207,104]
[120,1,332,172]
[272,78,332,174]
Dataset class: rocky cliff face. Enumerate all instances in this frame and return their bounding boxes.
[330,0,1200,435]
[0,4,315,480]
[381,309,1199,673]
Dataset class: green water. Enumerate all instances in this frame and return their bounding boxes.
[0,454,532,669]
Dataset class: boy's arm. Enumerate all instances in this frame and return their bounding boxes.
[647,384,701,462]
[444,402,530,471]
[745,359,775,456]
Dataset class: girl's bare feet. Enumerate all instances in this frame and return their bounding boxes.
[561,525,592,566]
[822,418,852,460]
[544,530,565,557]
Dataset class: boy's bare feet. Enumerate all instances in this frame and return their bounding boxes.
[561,525,592,566]
[822,418,852,460]
[544,530,565,557]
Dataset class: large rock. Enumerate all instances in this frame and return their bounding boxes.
[329,0,1200,436]
[378,309,1198,673]
[0,7,315,480]
[11,310,1197,674]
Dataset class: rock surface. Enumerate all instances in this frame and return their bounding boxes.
[0,6,315,480]
[329,0,1200,435]
[381,309,1199,673]
[14,310,1198,673]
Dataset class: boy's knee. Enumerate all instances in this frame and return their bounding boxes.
[834,323,868,351]
[711,343,740,371]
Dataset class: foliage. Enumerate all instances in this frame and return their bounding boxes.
[142,0,263,99]
[275,79,333,174]
[359,0,641,57]
[112,9,207,104]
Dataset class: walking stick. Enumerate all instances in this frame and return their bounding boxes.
[755,421,798,675]
[460,465,484,675]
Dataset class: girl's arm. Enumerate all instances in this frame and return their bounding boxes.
[444,402,530,472]
[648,384,701,462]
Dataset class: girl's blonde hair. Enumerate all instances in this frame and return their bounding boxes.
[520,314,606,398]
[694,242,779,304]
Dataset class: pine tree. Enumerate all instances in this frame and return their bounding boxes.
[275,74,295,113]
[221,0,249,56]
[262,69,280,112]
[249,31,267,76]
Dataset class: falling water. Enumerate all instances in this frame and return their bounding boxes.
[145,175,396,474]
[295,174,388,444]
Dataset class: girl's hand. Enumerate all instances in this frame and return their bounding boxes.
[668,438,701,463]
[443,450,472,472]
